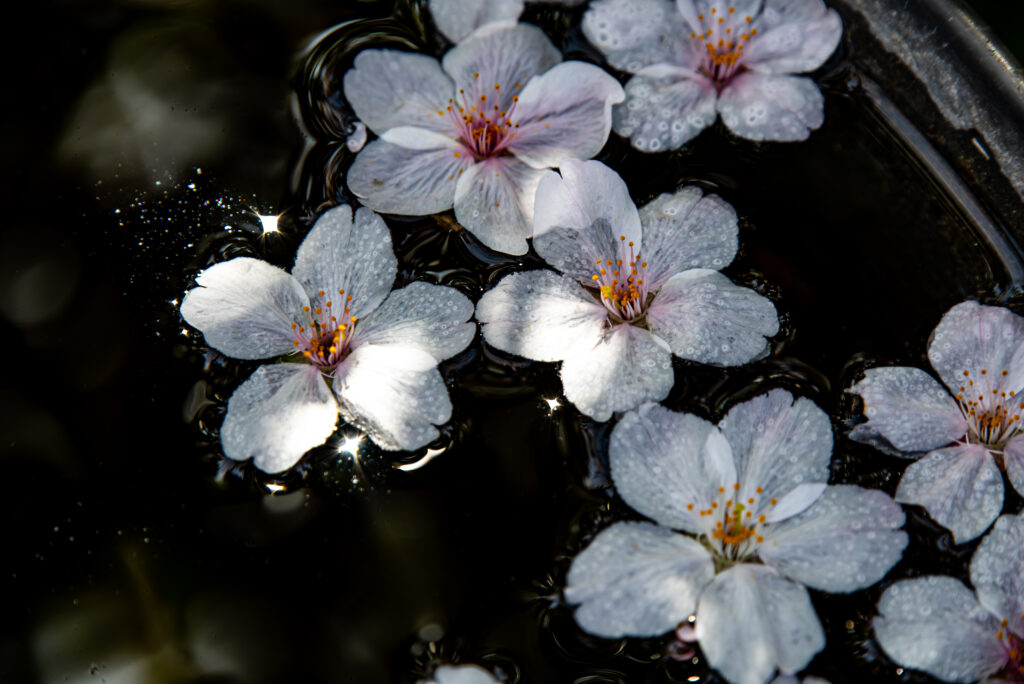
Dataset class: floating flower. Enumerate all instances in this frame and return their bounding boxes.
[180,205,475,473]
[344,23,624,255]
[418,664,500,684]
[564,390,908,684]
[849,300,1024,543]
[429,0,586,44]
[582,0,842,150]
[476,159,777,420]
[874,512,1024,683]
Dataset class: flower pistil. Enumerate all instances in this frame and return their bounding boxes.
[291,289,357,371]
[591,235,649,322]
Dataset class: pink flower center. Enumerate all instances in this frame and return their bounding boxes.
[290,288,356,371]
[688,481,778,560]
[953,368,1024,449]
[445,73,525,159]
[996,618,1024,682]
[591,235,649,322]
[688,6,757,86]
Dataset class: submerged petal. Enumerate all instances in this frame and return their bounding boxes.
[582,0,697,73]
[453,155,546,255]
[971,512,1024,637]
[895,444,1003,543]
[428,0,524,44]
[347,134,471,216]
[696,564,825,684]
[180,257,308,360]
[717,72,825,142]
[292,205,398,320]
[559,323,674,421]
[613,69,717,153]
[427,664,498,684]
[927,300,1024,397]
[335,344,451,451]
[610,404,736,534]
[848,366,967,453]
[343,49,455,135]
[874,576,1007,683]
[476,269,608,362]
[507,61,624,168]
[565,521,715,638]
[220,364,338,473]
[759,485,907,592]
[646,269,778,366]
[744,0,843,74]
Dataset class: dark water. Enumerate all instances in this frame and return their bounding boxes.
[3,1,1024,683]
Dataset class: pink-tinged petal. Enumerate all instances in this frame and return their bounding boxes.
[350,281,475,362]
[442,23,560,113]
[453,155,546,255]
[343,50,454,135]
[717,72,824,142]
[718,389,832,519]
[292,205,397,320]
[646,269,778,366]
[429,665,499,684]
[565,521,715,638]
[874,576,1007,683]
[335,344,451,451]
[614,69,717,152]
[927,300,1024,397]
[745,0,842,74]
[679,0,762,28]
[971,512,1024,637]
[507,61,625,168]
[476,269,608,362]
[584,0,699,73]
[221,364,338,473]
[759,485,907,592]
[848,366,967,453]
[429,0,523,44]
[610,404,736,534]
[533,159,642,278]
[180,257,308,360]
[639,186,738,288]
[560,323,675,421]
[347,133,471,216]
[764,483,827,523]
[1005,436,1024,498]
[895,444,1003,543]
[696,564,825,684]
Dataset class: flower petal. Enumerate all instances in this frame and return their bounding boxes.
[453,155,546,255]
[476,269,608,362]
[350,281,475,362]
[506,61,625,168]
[428,0,524,44]
[442,23,560,113]
[583,0,698,73]
[927,300,1024,397]
[343,49,454,135]
[744,0,843,74]
[717,72,825,142]
[613,69,717,152]
[221,364,339,473]
[718,389,832,519]
[646,269,779,366]
[1005,435,1024,498]
[335,344,451,451]
[848,366,967,453]
[291,205,397,320]
[180,257,308,360]
[970,512,1024,637]
[895,444,1003,543]
[347,133,470,216]
[564,521,714,638]
[639,185,738,288]
[559,323,675,421]
[759,484,907,592]
[610,404,736,533]
[696,564,825,684]
[874,576,1007,683]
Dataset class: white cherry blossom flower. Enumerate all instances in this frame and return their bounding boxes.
[418,664,501,684]
[180,204,475,473]
[429,0,586,44]
[343,23,624,255]
[849,300,1024,543]
[564,390,908,684]
[582,0,842,150]
[476,159,778,420]
[874,512,1024,683]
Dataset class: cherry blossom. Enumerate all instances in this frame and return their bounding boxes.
[428,0,586,44]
